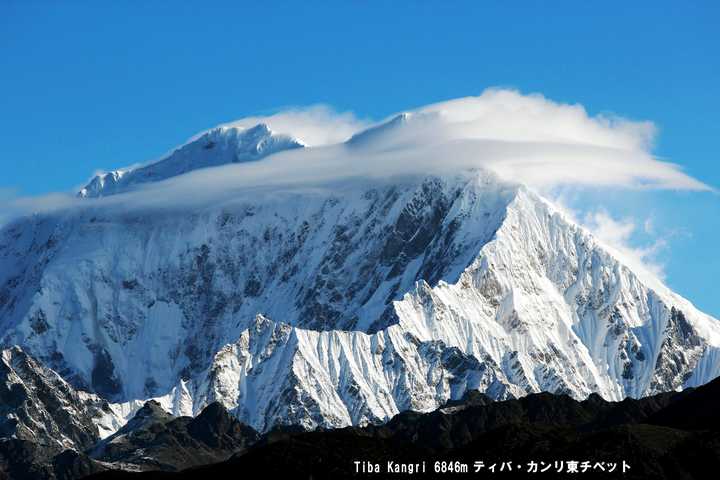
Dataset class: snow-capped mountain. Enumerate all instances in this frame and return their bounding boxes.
[78,124,304,198]
[1,115,719,435]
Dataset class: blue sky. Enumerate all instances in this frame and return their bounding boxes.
[1,1,719,316]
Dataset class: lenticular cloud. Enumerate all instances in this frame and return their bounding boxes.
[199,88,710,192]
[0,88,712,226]
[343,88,708,191]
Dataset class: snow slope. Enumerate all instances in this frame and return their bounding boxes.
[78,124,304,198]
[1,117,719,434]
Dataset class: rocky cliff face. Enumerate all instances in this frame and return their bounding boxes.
[0,347,122,452]
[0,348,259,477]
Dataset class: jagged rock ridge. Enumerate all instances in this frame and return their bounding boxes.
[0,349,260,477]
[0,346,122,451]
[86,375,720,480]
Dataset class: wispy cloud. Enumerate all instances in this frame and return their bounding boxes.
[216,105,370,147]
[582,209,668,281]
[0,89,713,234]
[352,89,709,191]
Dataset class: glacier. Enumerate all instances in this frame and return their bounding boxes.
[1,116,720,436]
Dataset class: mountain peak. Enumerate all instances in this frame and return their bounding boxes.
[133,400,173,422]
[0,346,122,452]
[78,123,304,198]
[346,111,430,147]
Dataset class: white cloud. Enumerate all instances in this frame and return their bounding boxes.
[216,105,370,147]
[582,209,668,285]
[0,88,714,233]
[350,89,709,191]
[419,89,657,151]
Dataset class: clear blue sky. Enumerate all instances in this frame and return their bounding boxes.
[1,1,718,316]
